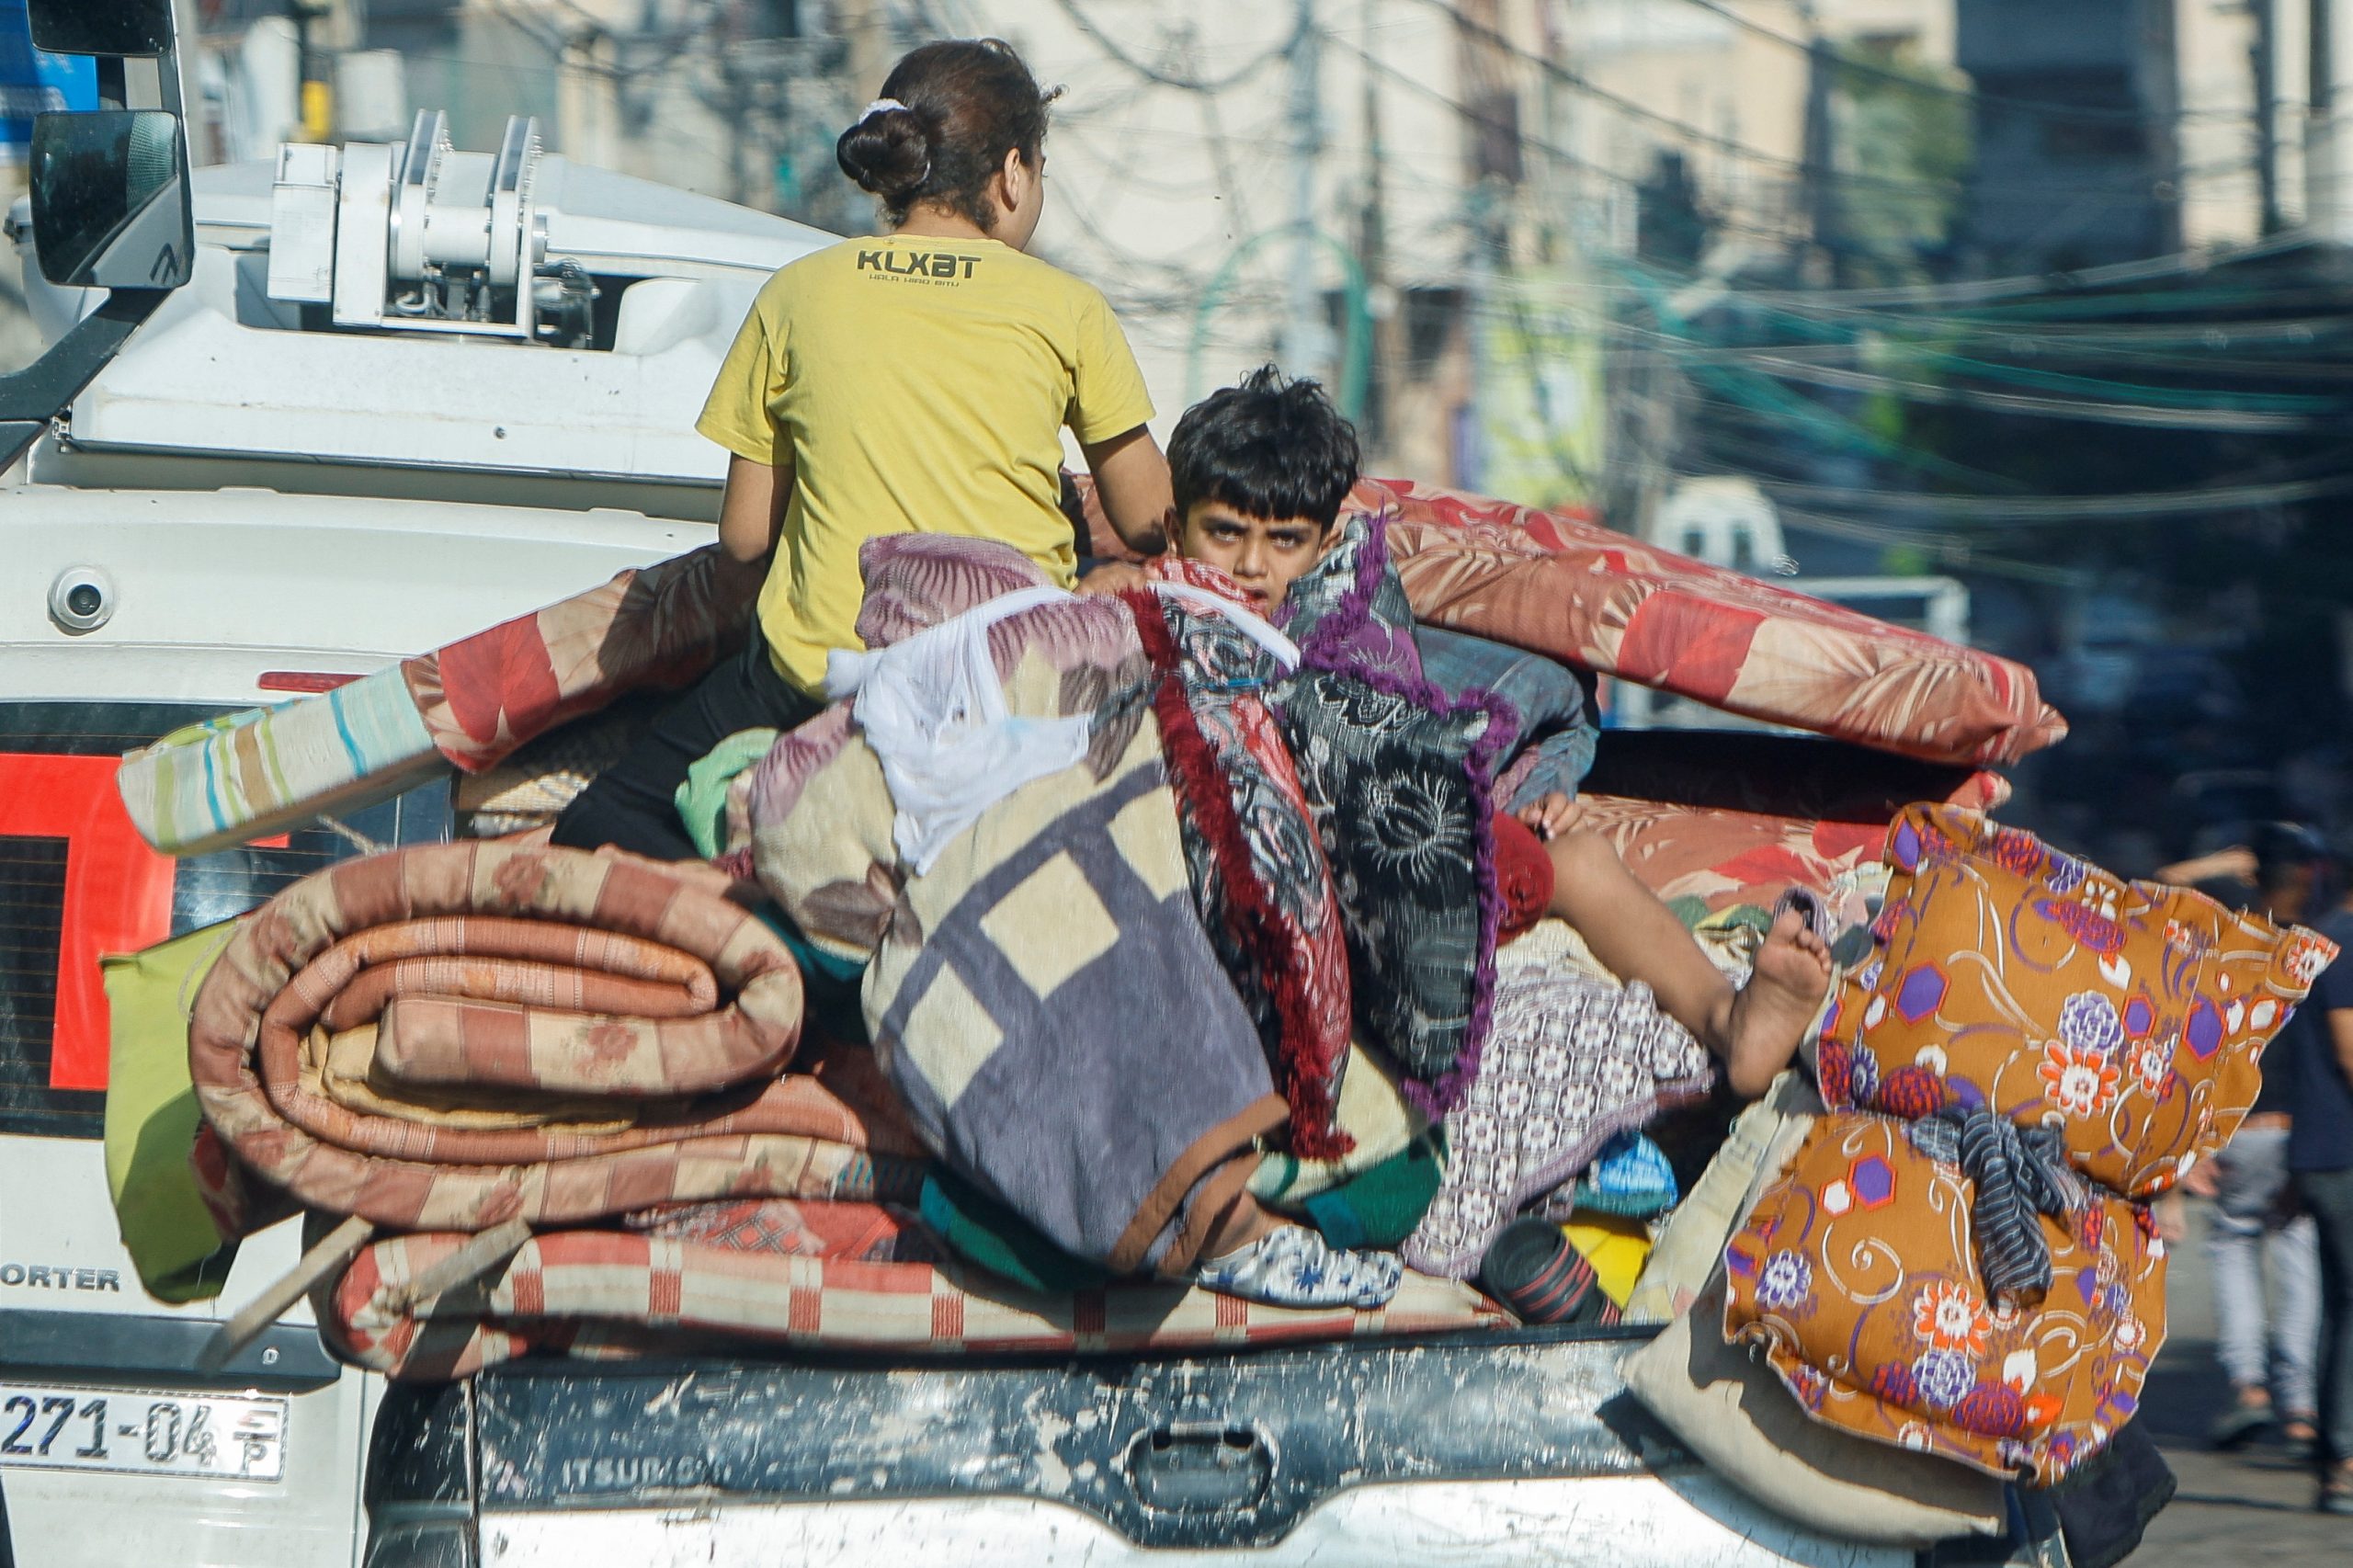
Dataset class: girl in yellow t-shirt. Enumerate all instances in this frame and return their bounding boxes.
[556,38,1171,860]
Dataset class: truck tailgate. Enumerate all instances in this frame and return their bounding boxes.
[363,1327,2042,1567]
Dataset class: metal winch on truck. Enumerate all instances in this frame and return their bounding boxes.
[0,6,2058,1566]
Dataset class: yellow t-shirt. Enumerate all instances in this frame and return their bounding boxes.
[697,234,1155,693]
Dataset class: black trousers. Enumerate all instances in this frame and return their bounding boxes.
[551,630,823,861]
[2307,1165,2353,1469]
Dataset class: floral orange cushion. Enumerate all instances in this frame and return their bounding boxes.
[1815,805,2337,1197]
[1723,1112,2165,1485]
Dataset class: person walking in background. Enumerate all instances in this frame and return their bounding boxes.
[2287,838,2353,1515]
[2177,824,2327,1451]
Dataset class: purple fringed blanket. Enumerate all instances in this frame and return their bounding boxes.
[1266,513,1515,1117]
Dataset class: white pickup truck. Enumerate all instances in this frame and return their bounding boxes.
[0,7,2069,1566]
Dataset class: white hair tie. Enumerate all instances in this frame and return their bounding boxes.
[859,97,911,124]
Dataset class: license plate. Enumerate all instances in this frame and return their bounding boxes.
[0,1384,286,1482]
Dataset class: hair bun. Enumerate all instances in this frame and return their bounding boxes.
[836,103,932,201]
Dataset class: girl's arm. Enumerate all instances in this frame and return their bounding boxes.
[1080,425,1173,555]
[716,453,793,585]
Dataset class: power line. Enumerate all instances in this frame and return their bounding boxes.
[1047,0,1295,94]
[1590,261,2353,411]
[1399,0,2279,203]
[1585,319,2353,386]
[1336,44,2288,457]
[1598,257,2036,490]
[1404,0,1969,198]
[1758,471,2353,524]
[1587,308,2345,427]
[1341,71,2353,456]
[1733,354,2325,432]
[1329,35,1841,256]
[1640,228,2321,312]
[1769,506,2097,585]
[1662,0,2251,127]
[1336,54,2343,440]
[475,0,725,83]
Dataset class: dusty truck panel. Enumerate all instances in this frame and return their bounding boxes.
[467,1332,1662,1545]
[363,1331,2063,1567]
[470,1479,1913,1568]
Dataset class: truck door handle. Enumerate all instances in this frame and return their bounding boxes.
[1123,1421,1276,1515]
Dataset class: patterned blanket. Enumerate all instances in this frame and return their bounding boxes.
[745,541,1147,971]
[1264,517,1510,1118]
[1723,1112,2166,1486]
[755,537,1284,1278]
[860,663,1283,1277]
[1818,806,2337,1198]
[321,1224,1506,1381]
[1069,474,2065,768]
[1400,971,1713,1278]
[119,546,754,857]
[187,840,922,1241]
[1131,562,1355,1156]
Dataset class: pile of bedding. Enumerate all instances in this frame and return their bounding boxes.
[108,475,2091,1396]
[1621,806,2337,1549]
[116,544,755,858]
[149,829,1506,1377]
[181,838,913,1241]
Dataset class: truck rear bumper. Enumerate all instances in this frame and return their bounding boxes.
[363,1327,2065,1568]
[464,1474,1917,1568]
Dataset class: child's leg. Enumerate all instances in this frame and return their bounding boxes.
[552,631,820,860]
[1540,826,1830,1097]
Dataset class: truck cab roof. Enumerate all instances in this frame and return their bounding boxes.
[11,122,835,517]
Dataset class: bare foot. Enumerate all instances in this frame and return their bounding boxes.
[1713,908,1833,1098]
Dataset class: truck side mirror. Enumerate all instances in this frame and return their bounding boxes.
[0,0,192,473]
[25,0,174,56]
[28,110,192,290]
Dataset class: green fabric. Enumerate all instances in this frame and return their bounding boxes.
[752,903,870,1047]
[918,1170,1108,1291]
[1695,901,1774,936]
[101,923,240,1303]
[672,726,779,859]
[1665,894,1712,930]
[1296,1133,1445,1249]
[677,730,871,1045]
[1245,1046,1427,1205]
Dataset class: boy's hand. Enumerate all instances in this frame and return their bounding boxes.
[1077,562,1150,597]
[1515,792,1583,842]
[2153,1190,2189,1244]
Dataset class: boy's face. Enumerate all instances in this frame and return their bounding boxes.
[1173,500,1331,613]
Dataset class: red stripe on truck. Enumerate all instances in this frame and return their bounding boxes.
[0,753,177,1091]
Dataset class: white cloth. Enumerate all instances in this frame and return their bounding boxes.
[825,585,1093,875]
[1147,583,1301,670]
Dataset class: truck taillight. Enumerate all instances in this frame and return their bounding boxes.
[256,671,362,694]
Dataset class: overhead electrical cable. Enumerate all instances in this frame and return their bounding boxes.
[1398,0,2272,201]
[1047,0,1296,94]
[1758,472,2353,523]
[1663,0,2255,125]
[1733,356,2324,431]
